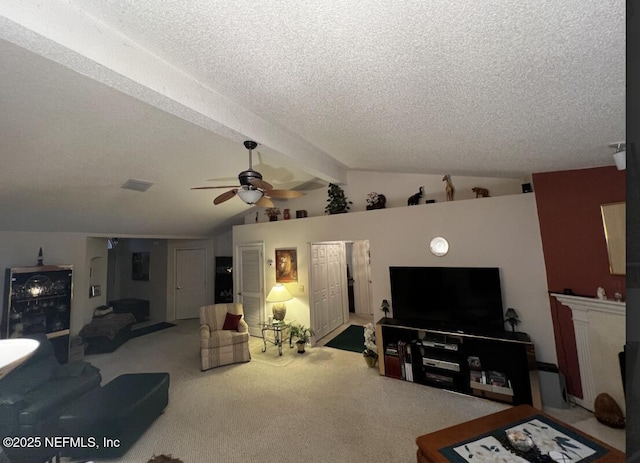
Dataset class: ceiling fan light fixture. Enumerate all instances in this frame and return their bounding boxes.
[237,188,263,205]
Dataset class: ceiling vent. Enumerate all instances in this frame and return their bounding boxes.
[121,179,154,192]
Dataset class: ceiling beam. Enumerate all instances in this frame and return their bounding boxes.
[0,1,347,184]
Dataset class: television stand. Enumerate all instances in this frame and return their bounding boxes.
[376,318,542,407]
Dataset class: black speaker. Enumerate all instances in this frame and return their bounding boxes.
[522,183,533,193]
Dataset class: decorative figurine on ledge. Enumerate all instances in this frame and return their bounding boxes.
[472,187,490,198]
[407,186,424,206]
[504,307,520,333]
[380,299,391,318]
[366,192,386,210]
[264,208,281,222]
[443,175,455,201]
[37,247,44,266]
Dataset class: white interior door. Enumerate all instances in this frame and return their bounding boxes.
[327,244,344,329]
[175,248,207,319]
[352,240,373,315]
[310,242,347,341]
[236,244,264,337]
[311,244,330,339]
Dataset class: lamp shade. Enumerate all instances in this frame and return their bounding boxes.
[237,188,264,205]
[266,283,292,303]
[613,150,626,170]
[504,308,518,319]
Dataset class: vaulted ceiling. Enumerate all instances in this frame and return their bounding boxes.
[0,1,625,236]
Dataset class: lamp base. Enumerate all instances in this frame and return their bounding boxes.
[272,304,287,321]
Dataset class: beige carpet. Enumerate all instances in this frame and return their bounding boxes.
[75,319,624,462]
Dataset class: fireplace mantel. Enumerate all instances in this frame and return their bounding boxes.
[552,293,625,316]
[551,293,625,411]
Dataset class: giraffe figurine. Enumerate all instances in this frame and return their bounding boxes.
[443,175,454,201]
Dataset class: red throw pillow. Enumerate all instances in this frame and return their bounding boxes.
[222,312,242,330]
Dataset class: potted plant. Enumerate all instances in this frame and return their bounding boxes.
[289,324,315,353]
[264,208,281,222]
[325,183,352,214]
[363,323,378,368]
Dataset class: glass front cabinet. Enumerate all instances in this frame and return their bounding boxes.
[2,265,73,363]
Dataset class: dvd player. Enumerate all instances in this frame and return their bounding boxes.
[419,340,459,351]
[422,357,461,372]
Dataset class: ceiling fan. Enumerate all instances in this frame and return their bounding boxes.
[191,141,305,208]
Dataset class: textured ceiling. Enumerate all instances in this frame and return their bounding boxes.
[0,0,626,236]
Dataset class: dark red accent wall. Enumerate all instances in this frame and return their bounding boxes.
[533,166,626,398]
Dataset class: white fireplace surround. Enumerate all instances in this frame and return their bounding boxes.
[552,293,626,412]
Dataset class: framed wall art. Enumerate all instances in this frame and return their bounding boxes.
[601,201,625,275]
[275,248,297,283]
[132,252,150,281]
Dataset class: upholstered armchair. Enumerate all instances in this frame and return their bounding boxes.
[199,303,251,371]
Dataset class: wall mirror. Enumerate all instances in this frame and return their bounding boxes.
[601,202,625,275]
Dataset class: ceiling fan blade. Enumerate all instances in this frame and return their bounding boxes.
[267,189,305,199]
[250,179,273,191]
[255,196,274,208]
[205,176,238,182]
[213,189,238,205]
[191,185,240,190]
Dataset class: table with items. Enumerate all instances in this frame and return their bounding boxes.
[260,320,293,356]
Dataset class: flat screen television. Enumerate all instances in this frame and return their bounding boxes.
[389,266,505,334]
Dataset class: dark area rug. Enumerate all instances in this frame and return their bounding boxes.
[324,324,364,353]
[129,322,176,339]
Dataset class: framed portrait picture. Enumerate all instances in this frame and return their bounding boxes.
[275,248,297,283]
[132,252,150,281]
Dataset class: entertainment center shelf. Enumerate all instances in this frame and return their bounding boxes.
[376,318,542,408]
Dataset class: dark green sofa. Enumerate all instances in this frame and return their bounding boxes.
[0,334,101,438]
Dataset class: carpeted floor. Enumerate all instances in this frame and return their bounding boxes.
[79,319,624,462]
[129,322,176,339]
[324,324,365,353]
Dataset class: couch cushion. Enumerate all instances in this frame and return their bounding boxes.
[200,303,243,331]
[0,333,61,396]
[222,312,242,330]
[202,330,249,348]
[19,373,102,426]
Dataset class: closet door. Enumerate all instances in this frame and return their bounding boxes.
[310,242,347,341]
[236,244,264,337]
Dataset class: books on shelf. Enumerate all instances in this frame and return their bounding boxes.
[468,369,513,396]
[384,342,415,382]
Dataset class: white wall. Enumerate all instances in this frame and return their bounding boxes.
[0,233,217,334]
[243,171,525,223]
[345,170,526,209]
[0,231,94,335]
[233,193,557,363]
[214,230,233,256]
[114,238,169,323]
[86,237,108,310]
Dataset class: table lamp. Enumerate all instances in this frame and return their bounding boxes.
[504,307,520,333]
[266,283,292,321]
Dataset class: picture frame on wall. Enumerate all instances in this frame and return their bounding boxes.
[132,252,150,281]
[275,248,297,283]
